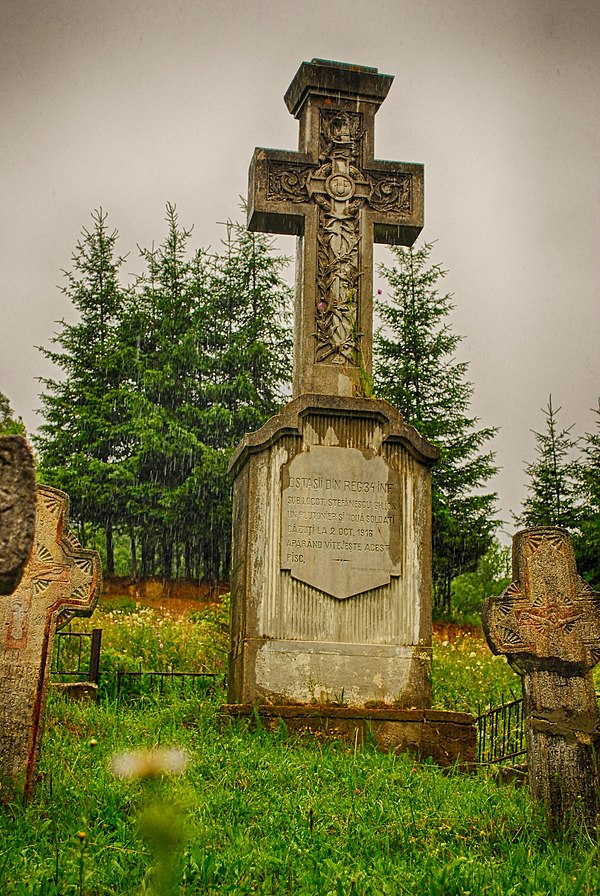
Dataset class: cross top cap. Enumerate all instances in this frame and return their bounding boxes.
[284,59,394,118]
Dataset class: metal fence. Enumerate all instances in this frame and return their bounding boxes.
[51,628,223,699]
[475,697,526,765]
[52,629,533,764]
[104,669,222,699]
[52,629,102,684]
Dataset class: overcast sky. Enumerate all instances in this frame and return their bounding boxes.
[1,0,598,538]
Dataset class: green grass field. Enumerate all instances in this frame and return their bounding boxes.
[1,600,599,895]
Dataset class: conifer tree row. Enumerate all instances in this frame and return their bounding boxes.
[35,206,292,580]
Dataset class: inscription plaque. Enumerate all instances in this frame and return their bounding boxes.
[281,445,401,599]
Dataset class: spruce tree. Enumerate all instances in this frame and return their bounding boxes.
[122,209,292,581]
[35,209,129,570]
[375,242,498,614]
[517,396,580,530]
[570,401,599,586]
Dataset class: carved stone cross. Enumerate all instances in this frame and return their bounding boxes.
[482,527,600,831]
[0,485,101,800]
[248,59,424,398]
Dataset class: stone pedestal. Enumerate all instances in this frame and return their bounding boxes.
[228,394,438,708]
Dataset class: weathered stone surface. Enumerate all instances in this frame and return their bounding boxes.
[482,527,600,831]
[280,445,402,598]
[0,435,36,595]
[248,58,424,398]
[0,485,101,800]
[221,704,476,768]
[228,394,438,708]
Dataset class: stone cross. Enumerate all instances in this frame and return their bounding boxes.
[248,59,424,398]
[0,485,101,800]
[482,527,600,831]
[0,435,36,595]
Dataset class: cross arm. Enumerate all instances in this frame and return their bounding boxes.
[367,159,424,247]
[248,147,314,237]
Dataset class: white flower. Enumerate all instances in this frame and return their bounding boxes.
[111,748,189,780]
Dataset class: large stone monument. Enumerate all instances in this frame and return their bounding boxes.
[227,60,439,711]
[0,435,36,595]
[483,528,600,831]
[0,485,101,800]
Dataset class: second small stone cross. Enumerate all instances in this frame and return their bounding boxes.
[248,58,424,398]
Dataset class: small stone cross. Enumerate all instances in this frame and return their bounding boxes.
[0,485,101,800]
[482,527,600,831]
[248,59,424,398]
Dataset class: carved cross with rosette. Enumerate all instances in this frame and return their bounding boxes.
[482,527,600,831]
[0,485,101,800]
[248,59,424,398]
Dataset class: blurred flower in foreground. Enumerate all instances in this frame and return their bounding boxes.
[111,748,189,780]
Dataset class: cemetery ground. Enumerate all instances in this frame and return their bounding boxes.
[1,598,599,896]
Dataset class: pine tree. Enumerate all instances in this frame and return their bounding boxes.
[0,392,26,436]
[375,242,498,615]
[517,396,580,530]
[35,209,129,571]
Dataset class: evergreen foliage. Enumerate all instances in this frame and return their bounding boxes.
[35,209,129,569]
[516,396,580,530]
[374,242,498,614]
[35,207,292,581]
[0,391,26,436]
[450,539,511,624]
[573,400,600,587]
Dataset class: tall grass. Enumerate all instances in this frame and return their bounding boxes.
[1,601,598,895]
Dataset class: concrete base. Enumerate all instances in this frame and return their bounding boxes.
[221,704,476,769]
[237,638,432,707]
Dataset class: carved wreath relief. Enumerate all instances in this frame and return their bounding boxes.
[484,529,600,670]
[266,109,413,367]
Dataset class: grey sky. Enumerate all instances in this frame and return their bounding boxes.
[1,0,599,537]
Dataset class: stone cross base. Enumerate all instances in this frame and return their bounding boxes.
[523,670,600,831]
[228,394,438,708]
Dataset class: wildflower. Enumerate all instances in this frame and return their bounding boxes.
[111,748,189,781]
[377,289,382,295]
[355,787,361,795]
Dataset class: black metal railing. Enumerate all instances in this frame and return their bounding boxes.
[103,669,222,699]
[476,697,526,765]
[52,629,103,684]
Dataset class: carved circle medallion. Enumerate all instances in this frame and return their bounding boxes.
[325,173,355,200]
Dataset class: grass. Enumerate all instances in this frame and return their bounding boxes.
[1,600,599,895]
